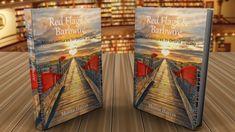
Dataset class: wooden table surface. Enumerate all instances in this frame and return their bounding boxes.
[0,52,235,132]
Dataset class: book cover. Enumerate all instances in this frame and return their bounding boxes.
[25,8,102,130]
[134,8,213,129]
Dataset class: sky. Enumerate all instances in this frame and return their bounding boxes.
[32,8,101,39]
[135,7,210,63]
[29,8,101,63]
[135,7,208,42]
[35,38,101,63]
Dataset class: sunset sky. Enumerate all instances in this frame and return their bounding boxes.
[136,8,208,42]
[30,8,101,63]
[135,8,209,63]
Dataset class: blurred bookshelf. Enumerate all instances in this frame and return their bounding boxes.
[136,0,204,7]
[0,0,235,53]
[101,1,112,27]
[111,0,135,26]
[15,4,32,41]
[100,0,135,53]
[102,34,134,53]
[211,32,235,52]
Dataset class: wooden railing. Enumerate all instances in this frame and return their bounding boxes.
[77,61,102,104]
[169,68,195,128]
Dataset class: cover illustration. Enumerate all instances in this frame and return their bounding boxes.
[134,8,212,129]
[25,8,102,130]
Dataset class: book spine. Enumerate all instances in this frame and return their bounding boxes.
[25,9,45,130]
[196,9,213,127]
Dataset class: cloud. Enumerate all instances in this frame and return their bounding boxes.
[136,8,208,41]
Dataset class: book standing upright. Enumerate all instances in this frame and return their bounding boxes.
[134,7,213,129]
[25,8,102,130]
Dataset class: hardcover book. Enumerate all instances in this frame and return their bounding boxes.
[25,8,102,130]
[134,8,213,129]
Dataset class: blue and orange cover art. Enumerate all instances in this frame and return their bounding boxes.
[134,8,212,129]
[25,8,102,130]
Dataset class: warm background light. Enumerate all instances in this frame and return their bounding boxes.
[0,0,234,53]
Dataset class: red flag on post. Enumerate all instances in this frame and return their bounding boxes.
[41,72,55,93]
[59,56,66,61]
[136,61,153,77]
[89,55,99,72]
[30,69,38,89]
[181,66,197,87]
[55,74,63,82]
[41,72,62,93]
[82,55,99,72]
[151,53,158,58]
[83,63,90,70]
[174,66,197,87]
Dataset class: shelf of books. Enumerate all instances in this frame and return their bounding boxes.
[101,1,112,27]
[73,0,98,8]
[40,1,98,8]
[102,34,134,53]
[27,0,97,8]
[101,0,135,27]
[15,4,32,41]
[214,34,232,52]
[142,0,204,8]
[111,0,135,26]
[101,0,135,52]
[37,1,57,8]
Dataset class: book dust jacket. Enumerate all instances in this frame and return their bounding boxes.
[134,8,213,129]
[25,8,102,130]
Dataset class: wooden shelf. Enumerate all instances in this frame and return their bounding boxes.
[142,0,204,7]
[102,34,134,52]
[15,4,32,40]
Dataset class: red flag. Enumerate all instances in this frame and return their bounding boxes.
[151,53,158,58]
[136,61,153,77]
[89,55,99,72]
[82,55,99,72]
[41,72,57,92]
[174,66,197,87]
[55,74,63,82]
[59,56,66,61]
[181,66,197,87]
[174,70,181,77]
[147,66,153,74]
[82,63,90,70]
[30,69,38,89]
